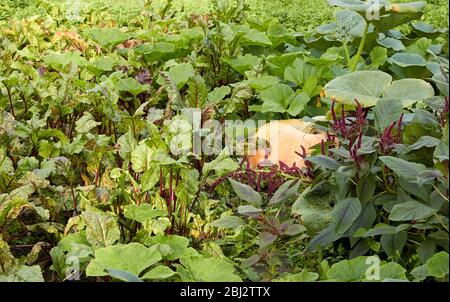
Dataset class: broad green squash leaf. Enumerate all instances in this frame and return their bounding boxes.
[326,256,407,281]
[267,52,308,78]
[222,54,260,75]
[259,84,294,113]
[284,58,325,87]
[50,233,93,278]
[229,178,262,205]
[82,211,120,248]
[324,70,434,107]
[388,53,427,68]
[377,34,405,51]
[287,92,310,116]
[328,0,426,13]
[85,28,130,49]
[383,79,435,107]
[326,0,374,13]
[267,22,293,47]
[412,22,447,37]
[326,256,368,281]
[86,243,162,277]
[55,231,91,251]
[177,255,242,282]
[44,51,86,71]
[426,251,449,279]
[411,264,428,281]
[379,262,407,280]
[335,9,366,42]
[327,1,426,32]
[136,42,176,62]
[141,265,176,280]
[240,29,272,46]
[385,2,426,14]
[368,47,387,70]
[405,37,431,58]
[246,76,280,91]
[104,269,143,282]
[88,57,117,76]
[324,71,392,107]
[142,234,189,261]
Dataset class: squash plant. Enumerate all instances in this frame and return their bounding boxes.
[325,0,428,71]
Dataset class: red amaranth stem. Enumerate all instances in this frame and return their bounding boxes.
[341,102,347,138]
[168,167,174,217]
[379,113,404,155]
[159,167,164,196]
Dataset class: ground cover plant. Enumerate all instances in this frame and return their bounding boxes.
[0,0,448,282]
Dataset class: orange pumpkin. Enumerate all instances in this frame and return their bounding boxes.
[248,119,327,169]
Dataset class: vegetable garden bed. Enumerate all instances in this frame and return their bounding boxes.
[0,0,448,282]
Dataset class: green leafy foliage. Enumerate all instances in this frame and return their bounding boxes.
[0,0,447,283]
[324,71,435,107]
[86,243,162,278]
[177,255,242,282]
